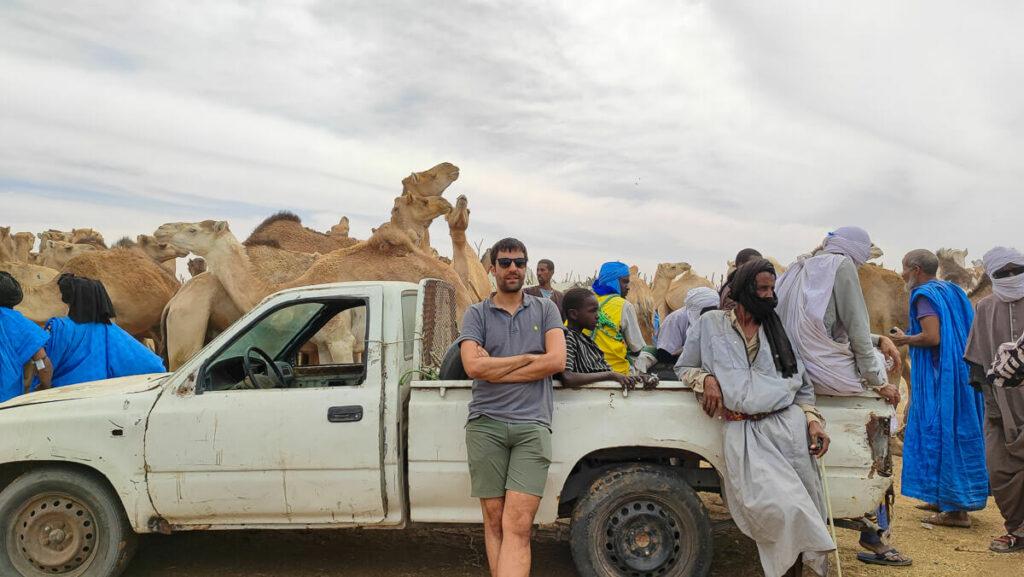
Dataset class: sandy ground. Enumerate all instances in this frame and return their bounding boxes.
[122,459,1020,577]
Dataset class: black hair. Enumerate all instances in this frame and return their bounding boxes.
[489,237,528,265]
[735,248,763,267]
[537,258,554,271]
[562,287,595,316]
[0,271,23,308]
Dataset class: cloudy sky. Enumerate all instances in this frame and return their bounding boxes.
[2,0,1021,281]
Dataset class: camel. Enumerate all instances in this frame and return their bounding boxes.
[243,212,359,254]
[650,262,693,321]
[329,216,350,239]
[626,265,656,342]
[13,248,179,342]
[446,195,492,302]
[0,228,14,262]
[113,235,190,275]
[664,270,716,315]
[38,228,107,248]
[12,232,34,262]
[0,261,59,290]
[187,257,207,277]
[156,219,471,329]
[36,240,100,269]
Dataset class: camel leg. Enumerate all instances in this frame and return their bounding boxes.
[165,293,212,371]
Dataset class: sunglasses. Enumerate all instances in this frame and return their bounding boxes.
[496,257,528,269]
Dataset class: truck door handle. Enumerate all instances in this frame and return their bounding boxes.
[327,405,363,423]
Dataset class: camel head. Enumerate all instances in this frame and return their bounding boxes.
[71,228,107,248]
[446,195,471,233]
[869,245,884,261]
[328,216,350,238]
[0,227,13,261]
[12,232,34,260]
[154,220,231,256]
[936,247,968,269]
[401,162,460,197]
[38,229,71,243]
[136,234,189,262]
[655,262,692,281]
[38,239,98,269]
[187,257,207,276]
[392,191,454,229]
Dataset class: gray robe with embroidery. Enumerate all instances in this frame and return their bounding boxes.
[678,310,834,577]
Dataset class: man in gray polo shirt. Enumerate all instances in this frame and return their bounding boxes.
[458,237,566,577]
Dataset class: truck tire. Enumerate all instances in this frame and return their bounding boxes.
[438,342,468,380]
[0,467,137,577]
[570,464,712,577]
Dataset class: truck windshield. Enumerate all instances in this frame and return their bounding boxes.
[217,302,326,361]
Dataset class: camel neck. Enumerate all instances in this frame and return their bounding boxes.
[205,234,265,311]
[449,229,467,245]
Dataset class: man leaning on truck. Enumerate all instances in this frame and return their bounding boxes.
[458,237,567,577]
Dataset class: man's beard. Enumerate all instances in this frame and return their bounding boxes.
[498,276,524,293]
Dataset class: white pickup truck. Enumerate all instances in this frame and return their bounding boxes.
[0,280,893,577]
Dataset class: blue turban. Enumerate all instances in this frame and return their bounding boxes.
[592,261,630,296]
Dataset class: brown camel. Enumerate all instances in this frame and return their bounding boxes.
[626,265,656,342]
[187,257,207,277]
[113,235,190,275]
[13,248,179,341]
[446,195,492,302]
[650,262,693,321]
[243,212,359,254]
[155,219,472,325]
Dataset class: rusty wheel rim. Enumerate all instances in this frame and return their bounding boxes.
[10,492,98,575]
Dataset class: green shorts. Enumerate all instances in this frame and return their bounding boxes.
[466,416,552,498]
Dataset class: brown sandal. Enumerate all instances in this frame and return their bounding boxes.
[922,512,972,528]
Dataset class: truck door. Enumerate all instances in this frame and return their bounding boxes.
[145,287,386,526]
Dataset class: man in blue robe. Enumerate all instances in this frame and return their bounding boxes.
[38,274,165,389]
[892,250,989,527]
[0,272,51,402]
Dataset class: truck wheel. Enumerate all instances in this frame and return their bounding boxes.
[0,467,137,577]
[570,464,712,577]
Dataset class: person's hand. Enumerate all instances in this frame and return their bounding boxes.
[612,373,638,392]
[888,329,909,349]
[700,375,723,418]
[639,374,659,390]
[808,421,830,457]
[877,383,901,406]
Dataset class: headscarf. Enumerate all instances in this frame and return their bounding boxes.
[821,226,873,266]
[732,258,798,378]
[592,261,630,296]
[982,246,1024,303]
[57,273,115,324]
[721,248,763,299]
[684,287,720,331]
[0,271,23,308]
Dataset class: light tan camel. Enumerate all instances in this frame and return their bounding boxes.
[650,262,693,321]
[161,242,318,369]
[38,228,107,248]
[664,270,716,314]
[112,235,189,275]
[626,265,656,342]
[0,228,14,262]
[37,240,100,270]
[12,232,34,263]
[446,195,492,302]
[0,261,59,290]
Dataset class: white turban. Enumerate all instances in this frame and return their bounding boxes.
[983,246,1024,303]
[821,226,873,266]
[684,287,720,330]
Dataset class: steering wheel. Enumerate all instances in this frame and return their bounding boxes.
[243,346,286,389]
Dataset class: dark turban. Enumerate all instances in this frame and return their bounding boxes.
[0,271,22,308]
[731,258,798,378]
[57,273,115,324]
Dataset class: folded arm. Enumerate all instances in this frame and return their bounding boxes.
[460,340,535,381]
[491,328,566,383]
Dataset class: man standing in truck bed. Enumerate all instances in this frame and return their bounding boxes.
[458,237,566,577]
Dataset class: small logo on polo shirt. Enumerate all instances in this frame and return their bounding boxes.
[533,325,539,332]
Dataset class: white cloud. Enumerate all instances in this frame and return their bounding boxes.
[1,0,1021,282]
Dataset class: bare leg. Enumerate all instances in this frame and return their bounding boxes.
[480,497,505,576]
[496,490,541,577]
